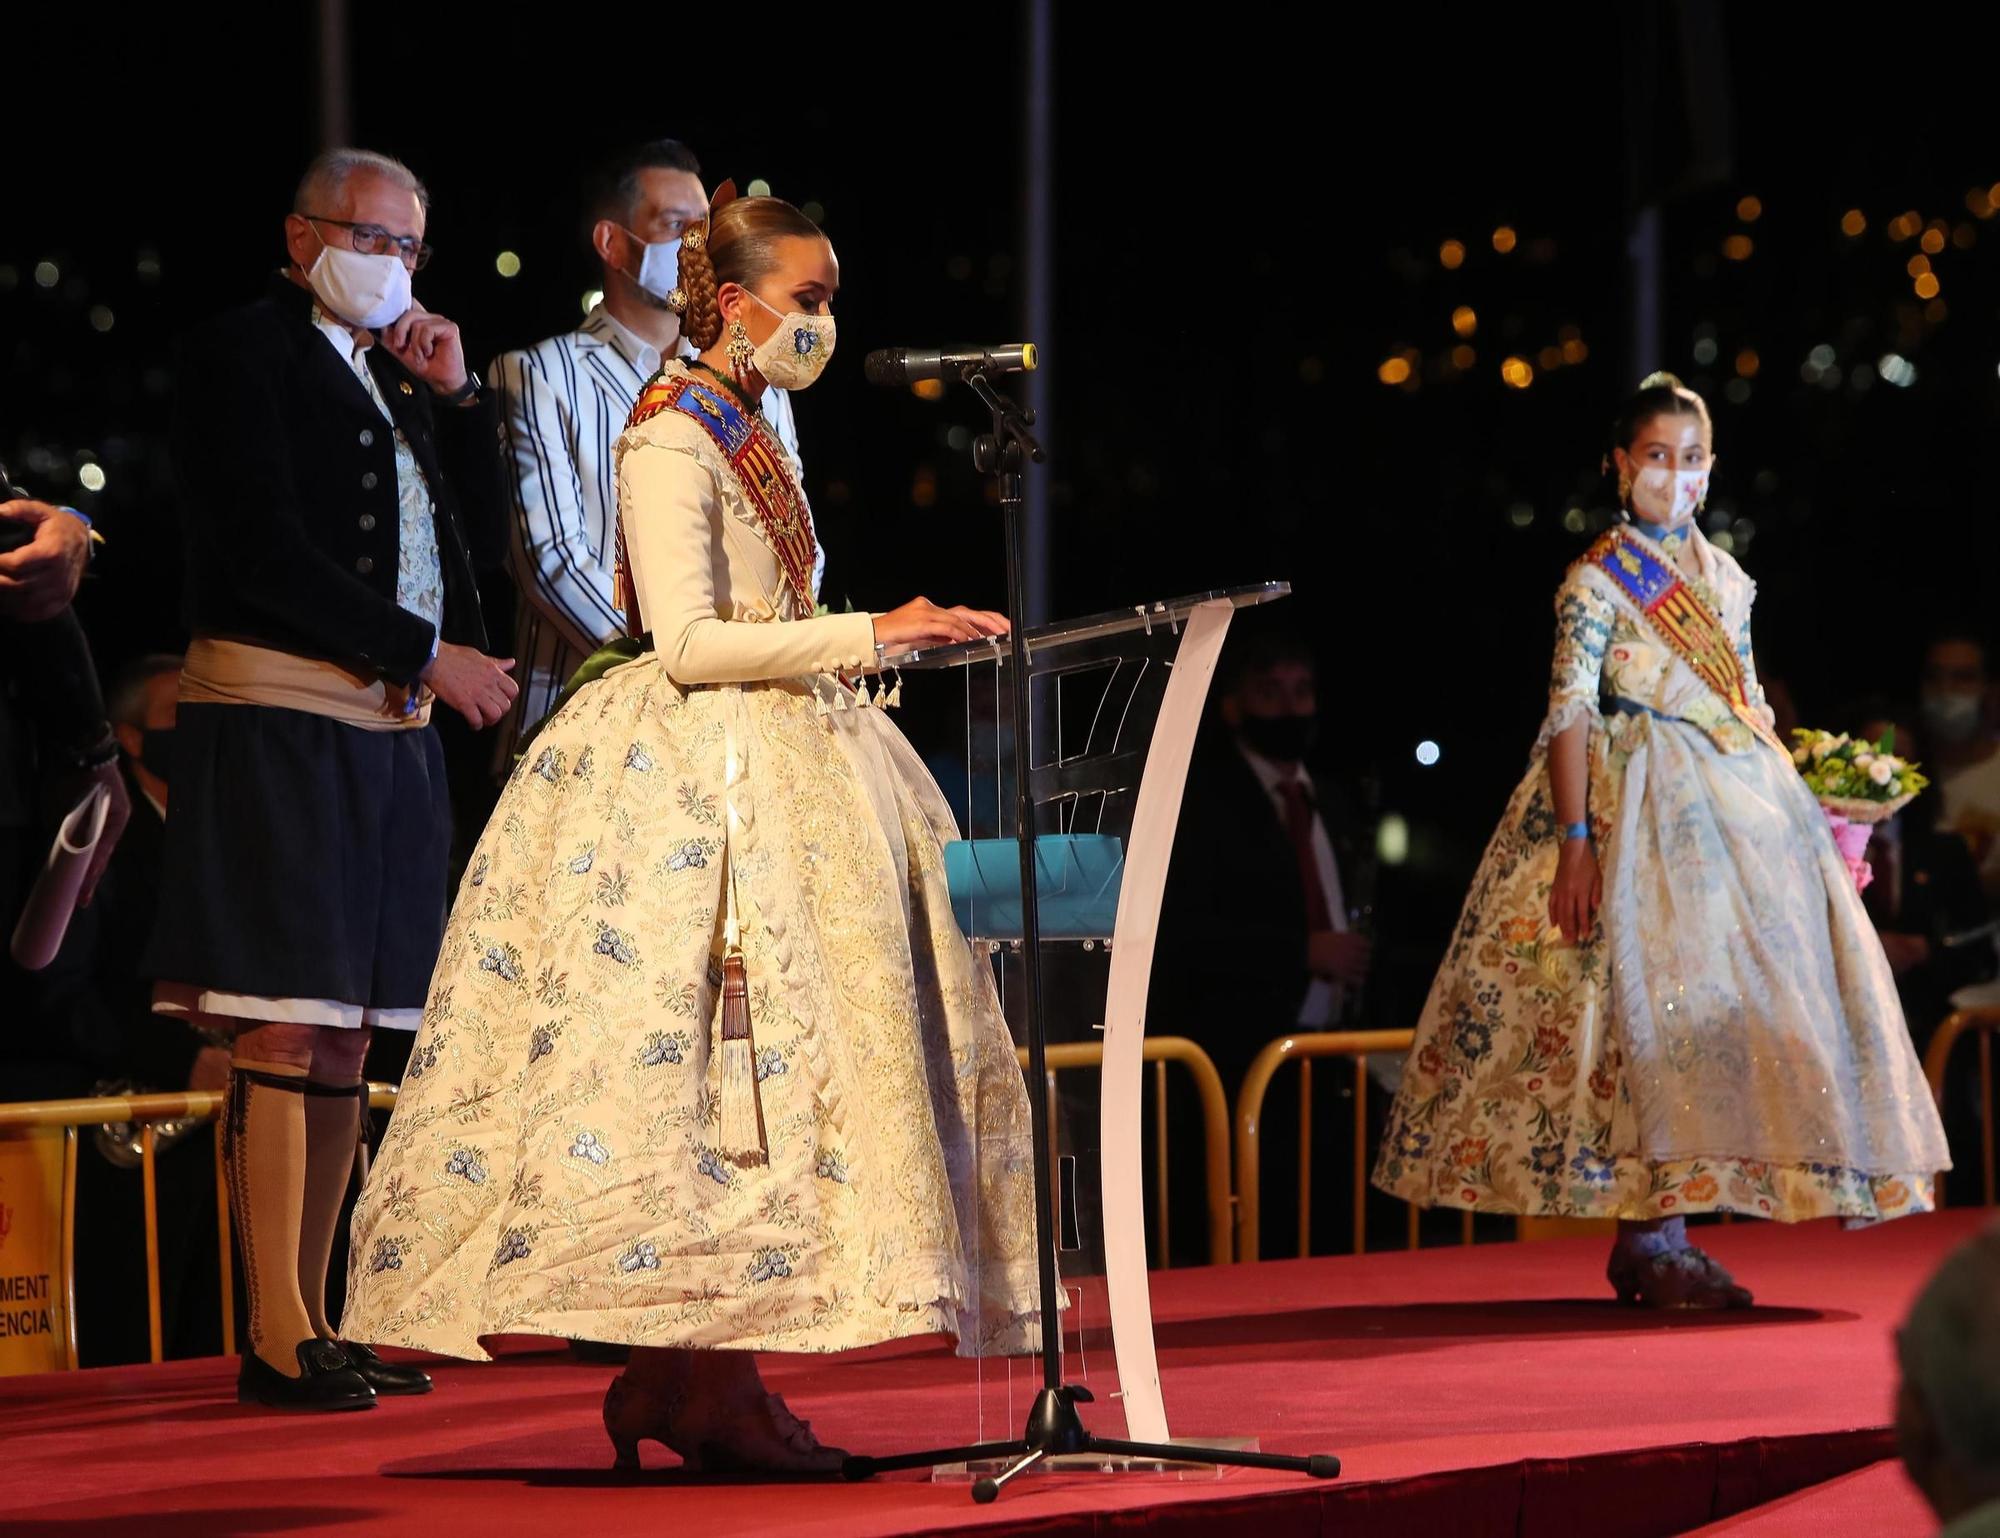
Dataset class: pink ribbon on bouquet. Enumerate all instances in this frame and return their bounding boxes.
[1821,809,1874,895]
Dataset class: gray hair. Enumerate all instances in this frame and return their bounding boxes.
[1900,1221,2000,1478]
[293,148,430,217]
[107,654,183,728]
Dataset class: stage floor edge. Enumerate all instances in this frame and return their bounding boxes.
[1,1210,1975,1538]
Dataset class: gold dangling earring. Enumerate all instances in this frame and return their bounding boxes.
[726,317,757,378]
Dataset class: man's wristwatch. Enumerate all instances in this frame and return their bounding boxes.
[438,369,484,406]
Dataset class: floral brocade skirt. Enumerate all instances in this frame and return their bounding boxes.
[341,656,1042,1358]
[1373,714,1949,1223]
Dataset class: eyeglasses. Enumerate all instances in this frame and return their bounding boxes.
[304,215,434,270]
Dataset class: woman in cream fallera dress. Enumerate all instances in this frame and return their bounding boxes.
[1373,376,1948,1306]
[342,329,1040,1411]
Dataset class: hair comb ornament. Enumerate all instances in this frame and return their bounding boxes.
[684,179,735,255]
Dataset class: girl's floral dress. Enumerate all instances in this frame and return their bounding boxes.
[1374,526,1949,1223]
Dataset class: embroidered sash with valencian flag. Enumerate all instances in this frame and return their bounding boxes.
[612,369,819,636]
[1589,527,1783,751]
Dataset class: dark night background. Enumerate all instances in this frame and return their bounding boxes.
[8,4,1999,984]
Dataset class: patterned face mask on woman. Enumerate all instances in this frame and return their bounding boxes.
[742,289,836,390]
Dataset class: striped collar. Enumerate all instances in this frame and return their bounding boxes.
[576,302,688,378]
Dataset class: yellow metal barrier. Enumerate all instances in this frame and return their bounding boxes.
[7,1032,1248,1360]
[1923,1005,2000,1208]
[0,1034,1240,1366]
[1234,1029,1486,1262]
[0,1084,398,1369]
[1014,1035,1232,1269]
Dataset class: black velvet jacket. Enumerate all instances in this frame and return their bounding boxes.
[169,273,503,683]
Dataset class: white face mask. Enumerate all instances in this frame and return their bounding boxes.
[1921,690,1985,745]
[1629,463,1710,529]
[743,288,835,390]
[304,238,412,331]
[618,228,683,305]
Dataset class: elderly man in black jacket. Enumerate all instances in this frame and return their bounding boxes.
[144,147,517,1410]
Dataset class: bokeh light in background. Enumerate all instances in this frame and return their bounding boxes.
[7,6,2000,997]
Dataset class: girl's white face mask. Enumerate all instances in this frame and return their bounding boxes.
[1630,464,1710,529]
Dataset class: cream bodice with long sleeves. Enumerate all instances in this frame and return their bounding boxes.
[613,365,876,687]
[1537,524,1772,756]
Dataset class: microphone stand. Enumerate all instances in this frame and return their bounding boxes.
[841,367,1341,1503]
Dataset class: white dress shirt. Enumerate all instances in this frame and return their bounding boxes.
[1236,741,1348,1026]
[491,303,812,758]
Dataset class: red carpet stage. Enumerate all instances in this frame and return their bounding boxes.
[3,1211,1974,1537]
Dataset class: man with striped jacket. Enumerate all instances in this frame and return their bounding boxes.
[490,140,808,760]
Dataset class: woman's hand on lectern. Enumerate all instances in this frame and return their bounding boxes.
[873,598,1010,650]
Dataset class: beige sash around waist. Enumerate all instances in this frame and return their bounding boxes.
[180,636,433,730]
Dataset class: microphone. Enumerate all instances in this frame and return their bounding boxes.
[863,344,1038,386]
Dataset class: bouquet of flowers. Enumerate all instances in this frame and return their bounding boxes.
[1791,727,1930,891]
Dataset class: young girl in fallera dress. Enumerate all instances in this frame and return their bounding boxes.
[1374,373,1949,1306]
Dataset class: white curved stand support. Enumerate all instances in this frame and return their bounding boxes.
[1095,599,1234,1442]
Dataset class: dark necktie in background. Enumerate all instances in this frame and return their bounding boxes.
[1280,778,1332,932]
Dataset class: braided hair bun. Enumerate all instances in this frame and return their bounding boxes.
[678,217,723,350]
[673,191,829,355]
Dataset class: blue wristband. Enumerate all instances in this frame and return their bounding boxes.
[1562,820,1591,842]
[60,505,102,562]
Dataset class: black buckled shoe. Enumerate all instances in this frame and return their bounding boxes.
[238,1338,377,1411]
[340,1341,434,1396]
